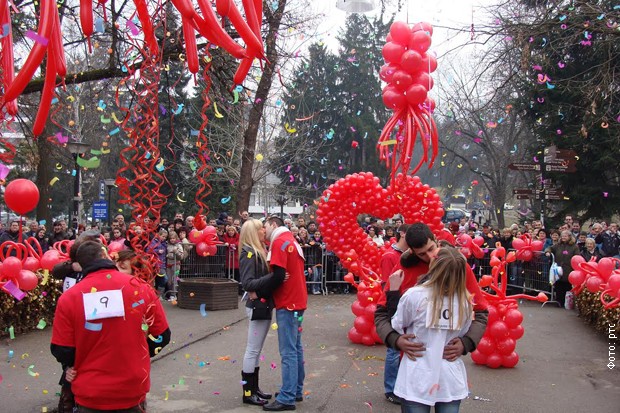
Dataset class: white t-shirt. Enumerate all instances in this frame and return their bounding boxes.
[391,285,472,406]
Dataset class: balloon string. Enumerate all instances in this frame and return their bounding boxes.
[194,48,214,217]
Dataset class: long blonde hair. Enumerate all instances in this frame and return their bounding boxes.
[423,247,472,330]
[239,218,268,271]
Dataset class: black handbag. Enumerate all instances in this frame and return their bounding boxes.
[250,299,272,321]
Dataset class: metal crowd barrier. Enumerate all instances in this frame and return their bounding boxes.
[164,244,236,299]
[470,248,561,306]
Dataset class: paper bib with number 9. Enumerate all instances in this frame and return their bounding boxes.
[83,290,125,321]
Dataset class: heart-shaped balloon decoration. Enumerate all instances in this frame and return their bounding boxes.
[317,172,444,345]
[317,172,444,281]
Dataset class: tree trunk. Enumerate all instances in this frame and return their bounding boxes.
[35,133,53,225]
[236,0,287,216]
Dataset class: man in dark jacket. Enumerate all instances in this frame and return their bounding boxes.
[0,221,22,256]
[374,223,488,400]
[595,223,620,258]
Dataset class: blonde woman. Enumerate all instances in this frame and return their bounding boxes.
[239,219,285,406]
[391,248,473,413]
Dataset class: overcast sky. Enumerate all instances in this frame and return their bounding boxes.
[309,0,491,56]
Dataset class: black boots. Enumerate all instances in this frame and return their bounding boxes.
[242,371,267,406]
[255,366,272,400]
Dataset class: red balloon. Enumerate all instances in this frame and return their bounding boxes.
[470,349,487,365]
[382,86,407,109]
[389,21,412,45]
[509,325,525,340]
[400,50,424,74]
[348,327,363,344]
[597,258,615,280]
[489,320,509,339]
[361,334,375,346]
[22,257,41,273]
[585,276,604,293]
[351,300,365,316]
[411,21,433,36]
[504,309,523,328]
[16,269,38,291]
[353,315,372,334]
[502,352,519,368]
[195,242,217,257]
[40,250,62,271]
[408,31,432,53]
[512,238,525,250]
[570,255,586,270]
[405,84,427,106]
[364,303,377,318]
[412,72,434,91]
[382,42,406,63]
[189,229,206,244]
[568,270,586,287]
[4,179,40,215]
[476,336,495,355]
[421,53,438,73]
[1,256,23,278]
[486,353,503,369]
[496,337,516,355]
[379,63,398,83]
[392,70,414,91]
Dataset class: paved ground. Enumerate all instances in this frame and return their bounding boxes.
[1,294,618,413]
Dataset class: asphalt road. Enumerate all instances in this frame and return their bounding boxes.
[1,294,619,413]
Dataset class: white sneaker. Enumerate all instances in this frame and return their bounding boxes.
[313,291,321,295]
[167,295,177,302]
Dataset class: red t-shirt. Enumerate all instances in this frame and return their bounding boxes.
[270,231,307,311]
[51,269,169,410]
[380,247,403,283]
[378,261,487,311]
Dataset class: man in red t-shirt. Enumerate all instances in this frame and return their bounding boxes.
[51,241,170,412]
[375,223,488,369]
[263,216,307,411]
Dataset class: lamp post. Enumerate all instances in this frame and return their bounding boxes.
[103,178,116,227]
[275,191,288,220]
[66,142,90,235]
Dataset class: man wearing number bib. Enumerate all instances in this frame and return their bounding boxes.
[51,241,170,412]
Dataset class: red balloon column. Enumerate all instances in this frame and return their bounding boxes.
[378,21,439,177]
[316,172,444,345]
[470,245,548,368]
[568,256,620,309]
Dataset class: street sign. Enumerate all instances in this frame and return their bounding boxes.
[545,189,564,196]
[545,163,577,173]
[93,201,108,220]
[516,194,533,200]
[98,181,106,200]
[513,188,535,195]
[545,194,564,200]
[508,163,541,171]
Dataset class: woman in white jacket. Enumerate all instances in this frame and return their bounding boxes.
[391,247,473,413]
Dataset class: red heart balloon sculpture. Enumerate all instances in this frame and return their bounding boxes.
[317,172,444,345]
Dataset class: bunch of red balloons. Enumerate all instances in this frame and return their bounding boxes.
[511,233,544,262]
[316,172,444,345]
[470,244,548,368]
[568,256,620,309]
[380,21,436,111]
[189,225,221,257]
[455,233,485,259]
[377,21,439,176]
[347,279,382,346]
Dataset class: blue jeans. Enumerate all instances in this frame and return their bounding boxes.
[384,347,400,393]
[275,309,305,405]
[401,399,461,413]
[312,267,322,294]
